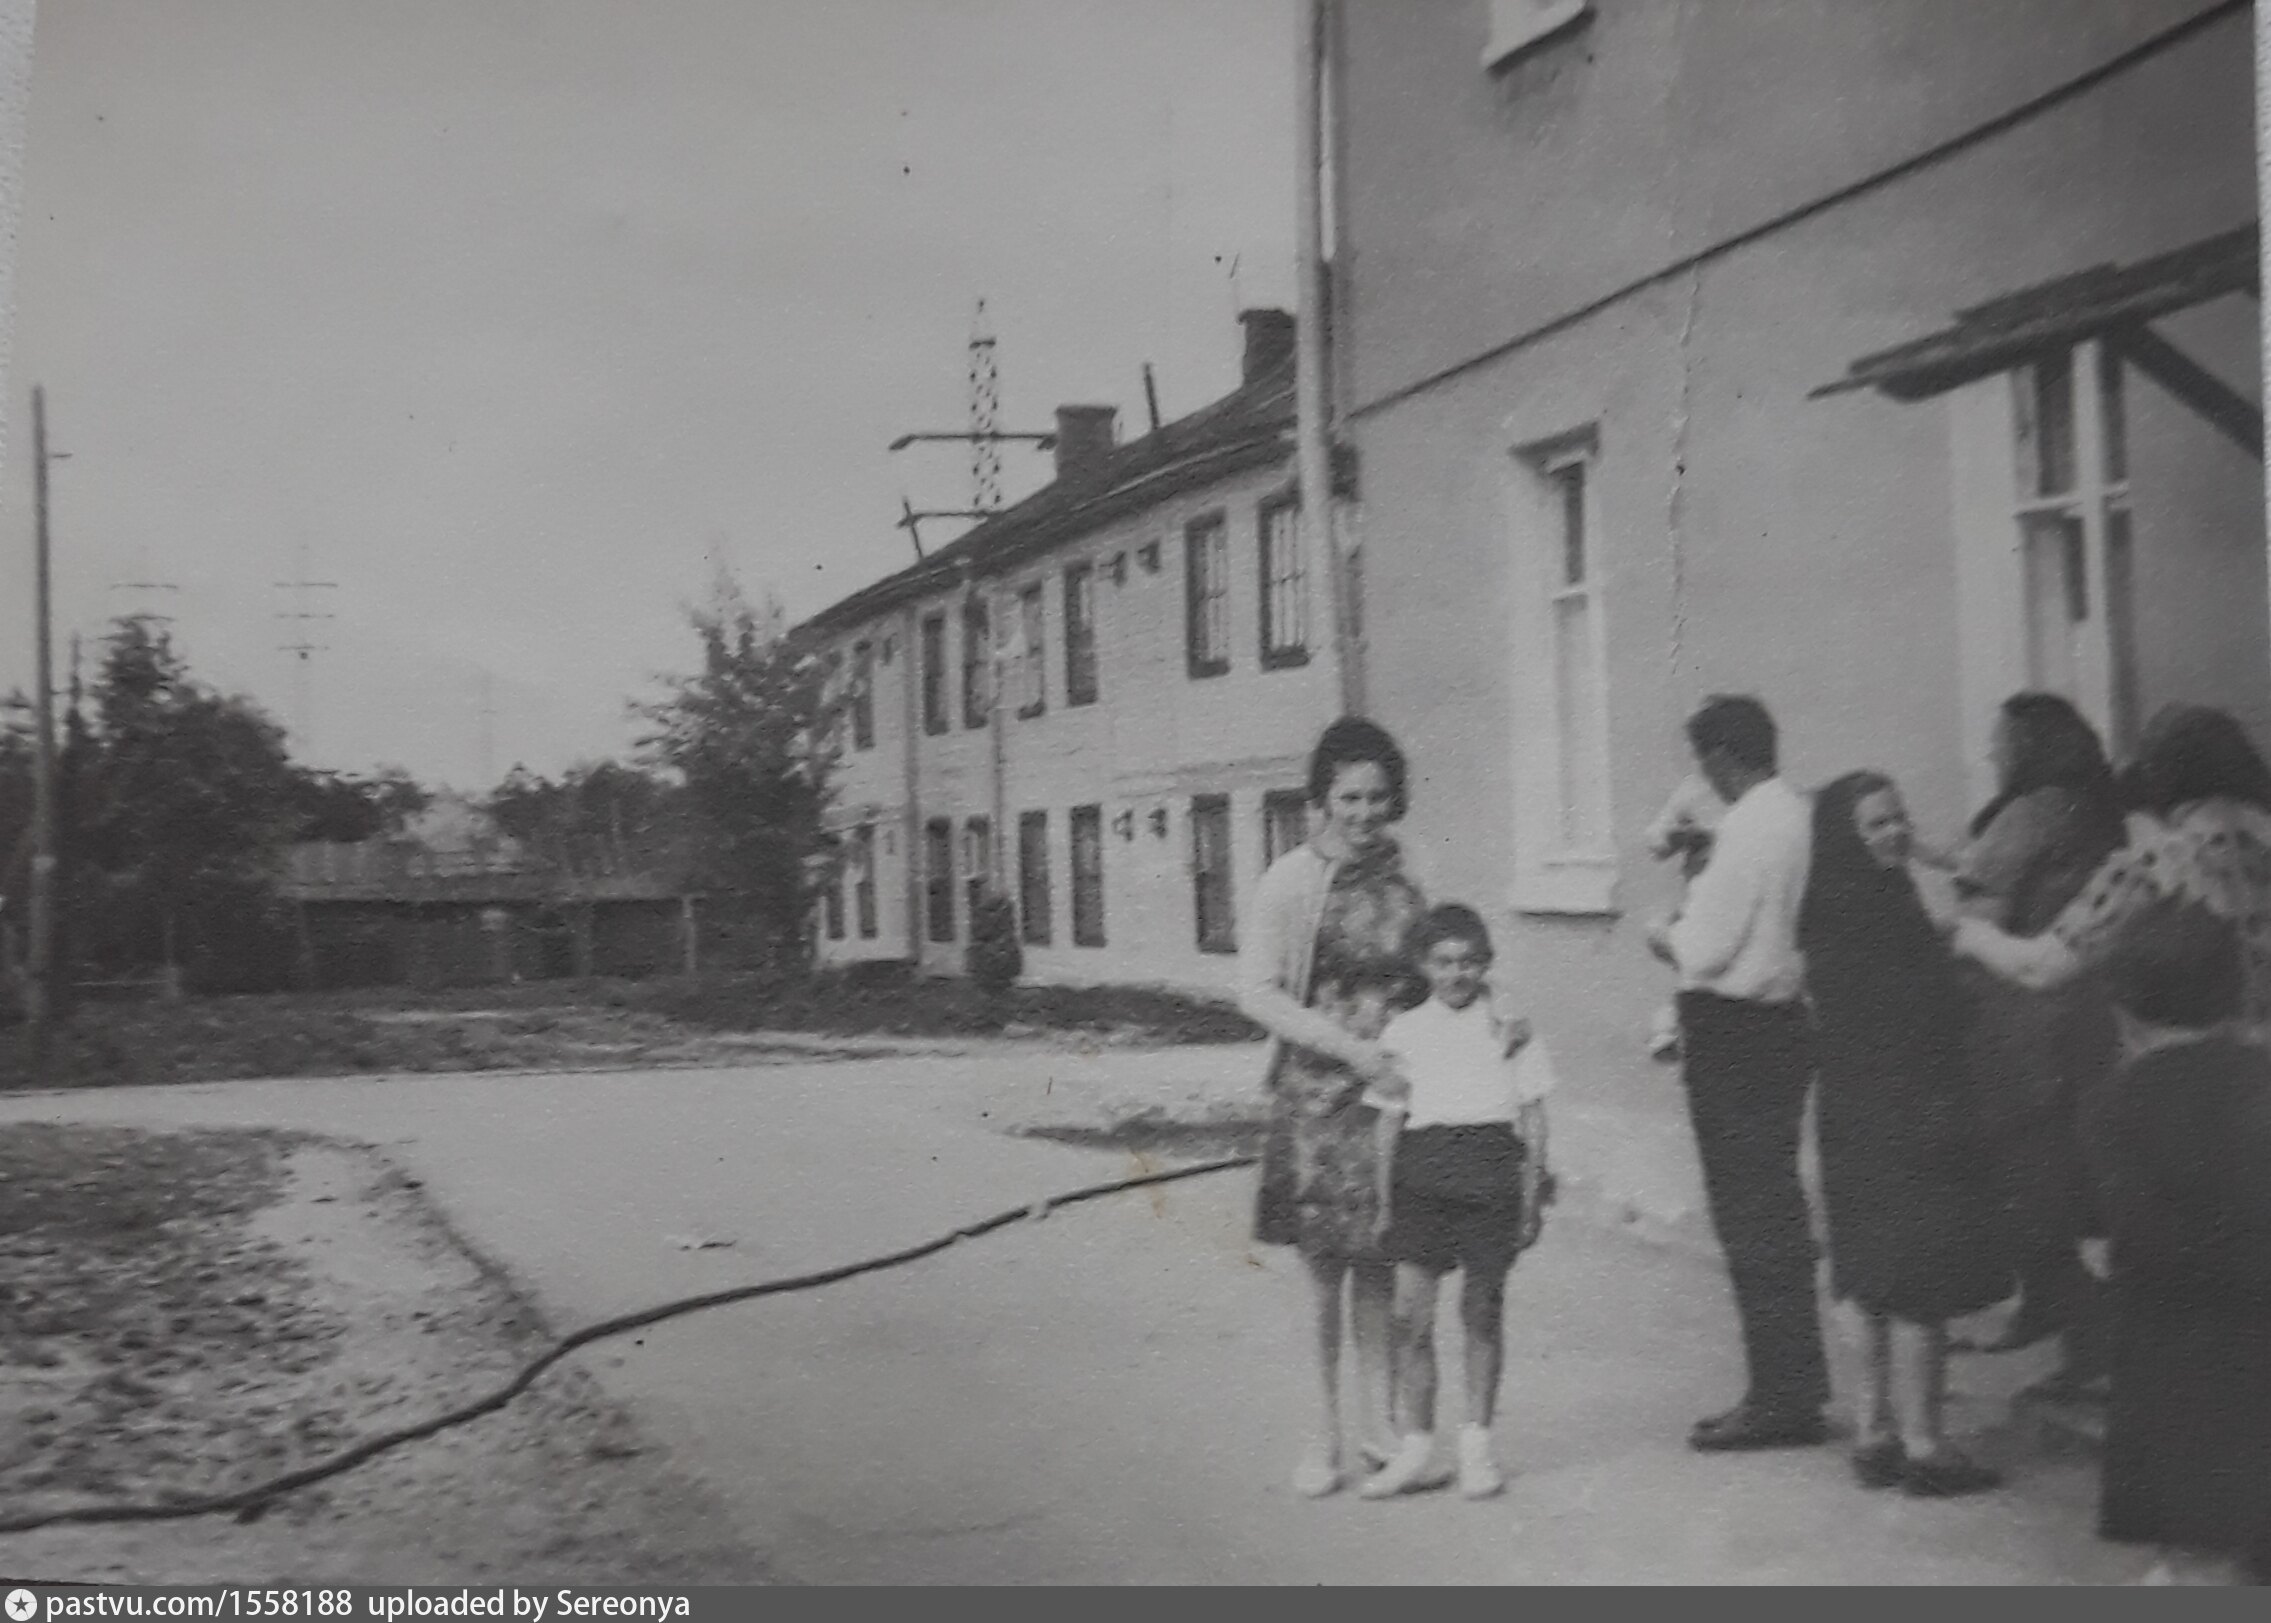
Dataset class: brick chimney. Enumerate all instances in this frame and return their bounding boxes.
[1053,404,1118,484]
[1238,307,1296,385]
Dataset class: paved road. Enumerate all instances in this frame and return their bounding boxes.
[0,1052,2145,1584]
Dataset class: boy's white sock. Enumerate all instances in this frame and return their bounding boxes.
[1457,1423,1506,1499]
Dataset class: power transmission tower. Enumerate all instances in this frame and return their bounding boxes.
[476,670,498,787]
[886,299,1056,559]
[968,299,1003,512]
[274,542,338,758]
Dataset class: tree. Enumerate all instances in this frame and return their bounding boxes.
[487,759,687,881]
[636,573,834,968]
[288,765,433,844]
[59,617,308,988]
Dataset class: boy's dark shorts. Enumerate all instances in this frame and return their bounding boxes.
[1384,1122,1526,1275]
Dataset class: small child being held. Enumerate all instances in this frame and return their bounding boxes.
[1359,904,1555,1501]
[1642,773,1727,1061]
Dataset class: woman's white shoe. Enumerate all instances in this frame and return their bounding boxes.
[1291,1446,1343,1499]
[1360,1434,1451,1499]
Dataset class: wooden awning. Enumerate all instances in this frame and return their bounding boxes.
[1811,224,2259,402]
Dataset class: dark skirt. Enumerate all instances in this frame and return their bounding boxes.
[1816,1034,2012,1323]
[2083,1036,2271,1559]
[1965,970,2117,1252]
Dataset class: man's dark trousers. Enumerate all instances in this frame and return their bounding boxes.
[1678,989,1829,1417]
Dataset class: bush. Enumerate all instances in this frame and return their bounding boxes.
[966,894,1023,998]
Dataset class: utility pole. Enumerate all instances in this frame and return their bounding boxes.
[24,387,65,1080]
[1296,0,1358,717]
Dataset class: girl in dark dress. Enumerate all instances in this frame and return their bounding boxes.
[1801,772,2011,1496]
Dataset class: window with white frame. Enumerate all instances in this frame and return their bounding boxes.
[963,815,993,918]
[849,641,876,751]
[1185,513,1231,677]
[1258,497,1310,668]
[852,823,878,939]
[1064,561,1099,706]
[961,595,991,729]
[1016,584,1047,718]
[1508,431,1616,914]
[2011,344,2138,755]
[920,613,949,736]
[924,817,955,943]
[1070,804,1106,947]
[1190,794,1236,953]
[1263,788,1311,867]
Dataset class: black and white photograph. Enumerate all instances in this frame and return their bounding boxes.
[0,0,2267,1588]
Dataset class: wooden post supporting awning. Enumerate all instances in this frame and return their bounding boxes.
[1812,223,2262,459]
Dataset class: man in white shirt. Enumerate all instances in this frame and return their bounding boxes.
[1646,695,1829,1451]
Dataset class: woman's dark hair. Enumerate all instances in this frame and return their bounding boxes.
[1971,691,2123,842]
[1408,902,1493,963]
[1306,716,1409,821]
[1799,771,1900,945]
[1685,694,1777,775]
[2126,704,2271,817]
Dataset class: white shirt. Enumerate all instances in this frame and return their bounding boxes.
[1369,996,1556,1127]
[1665,776,1811,1004]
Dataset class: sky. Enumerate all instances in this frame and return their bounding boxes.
[0,0,1297,789]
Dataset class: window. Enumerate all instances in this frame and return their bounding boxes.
[963,815,993,918]
[853,824,878,938]
[961,596,991,728]
[1191,794,1235,953]
[1508,432,1615,914]
[1064,562,1099,706]
[1016,584,1047,718]
[1018,810,1052,945]
[920,613,949,735]
[1185,513,1230,677]
[822,847,846,941]
[1070,804,1106,947]
[850,641,875,751]
[2011,344,2138,755]
[1263,789,1311,867]
[923,818,955,943]
[1258,497,1310,668]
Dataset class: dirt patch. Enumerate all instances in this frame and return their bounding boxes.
[0,1124,765,1584]
[0,973,1258,1093]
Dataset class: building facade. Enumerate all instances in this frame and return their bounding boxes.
[803,312,1352,992]
[1334,0,2262,1151]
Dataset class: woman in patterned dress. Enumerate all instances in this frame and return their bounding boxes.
[1239,717,1430,1498]
[1953,704,2271,1583]
[1951,694,2126,1391]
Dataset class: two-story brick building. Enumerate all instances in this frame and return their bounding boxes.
[1325,0,2262,1221]
[802,310,1354,993]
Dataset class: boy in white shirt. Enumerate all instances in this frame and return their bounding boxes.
[1360,904,1555,1501]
